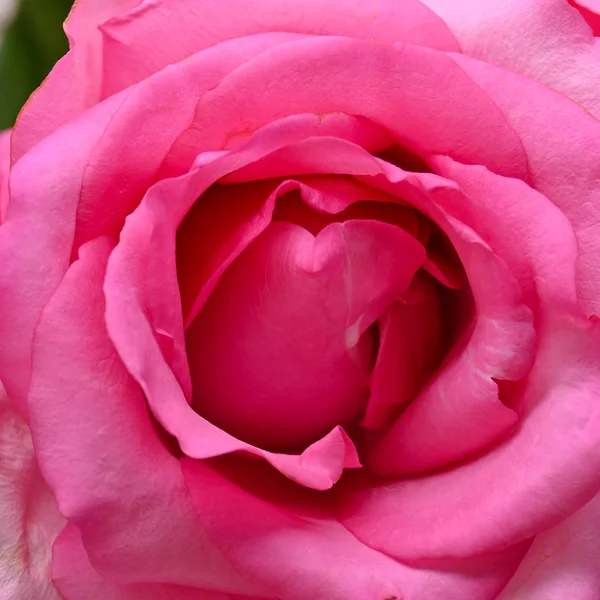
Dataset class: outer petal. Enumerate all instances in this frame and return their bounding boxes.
[52,524,232,600]
[182,458,528,600]
[10,0,141,162]
[449,52,600,316]
[0,130,10,223]
[498,493,600,600]
[0,384,65,600]
[162,36,529,179]
[100,0,459,96]
[28,237,259,595]
[0,90,130,415]
[421,0,600,117]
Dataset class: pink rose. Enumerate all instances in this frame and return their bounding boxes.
[2,1,600,598]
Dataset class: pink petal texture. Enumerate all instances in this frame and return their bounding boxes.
[449,52,600,317]
[0,383,65,600]
[497,493,600,600]
[570,0,600,34]
[99,0,459,96]
[52,524,232,600]
[186,218,425,451]
[10,0,140,162]
[162,36,529,179]
[0,91,130,415]
[222,134,536,473]
[182,459,529,600]
[0,129,10,223]
[420,0,600,117]
[28,237,260,596]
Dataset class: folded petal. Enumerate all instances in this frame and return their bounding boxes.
[163,36,529,179]
[421,0,600,117]
[100,0,459,96]
[0,90,130,414]
[186,218,425,451]
[449,53,600,315]
[341,314,600,561]
[498,492,600,600]
[28,237,258,595]
[52,524,232,600]
[182,458,528,600]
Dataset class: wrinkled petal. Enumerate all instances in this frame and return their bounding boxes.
[182,458,528,600]
[186,218,425,451]
[421,0,600,117]
[10,0,140,162]
[100,0,459,96]
[28,237,259,595]
[497,492,600,600]
[52,524,232,600]
[0,384,65,600]
[449,52,600,316]
[0,129,10,223]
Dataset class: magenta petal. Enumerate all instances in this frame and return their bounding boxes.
[450,52,600,316]
[28,238,257,595]
[10,0,140,162]
[164,36,529,180]
[186,219,425,451]
[182,459,527,600]
[52,524,231,600]
[0,91,129,414]
[100,0,459,95]
[341,316,600,561]
[498,492,600,600]
[367,228,532,476]
[362,273,443,430]
[0,129,10,222]
[105,118,391,488]
[570,0,600,34]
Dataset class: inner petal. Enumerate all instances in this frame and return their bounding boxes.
[186,218,425,452]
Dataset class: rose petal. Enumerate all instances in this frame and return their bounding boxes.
[52,524,232,600]
[570,0,600,34]
[497,492,600,600]
[0,129,10,223]
[100,0,459,96]
[361,274,444,430]
[0,383,65,600]
[163,36,529,179]
[28,237,258,595]
[420,0,600,117]
[448,53,600,315]
[182,458,528,600]
[105,118,393,489]
[341,314,600,560]
[0,91,130,414]
[10,0,141,162]
[186,218,425,451]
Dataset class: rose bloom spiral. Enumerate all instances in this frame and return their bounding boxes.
[1,1,600,599]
